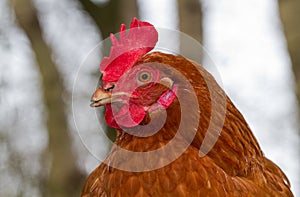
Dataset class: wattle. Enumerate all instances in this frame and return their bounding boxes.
[105,103,146,129]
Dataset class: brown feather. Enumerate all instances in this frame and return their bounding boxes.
[81,52,293,196]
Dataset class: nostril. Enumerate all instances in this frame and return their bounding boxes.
[104,83,115,92]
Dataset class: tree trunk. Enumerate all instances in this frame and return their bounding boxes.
[278,0,300,127]
[78,0,139,39]
[177,0,203,61]
[11,0,83,196]
[77,0,139,142]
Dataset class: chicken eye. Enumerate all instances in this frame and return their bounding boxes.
[137,71,152,83]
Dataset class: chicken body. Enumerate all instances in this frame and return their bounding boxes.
[82,52,293,197]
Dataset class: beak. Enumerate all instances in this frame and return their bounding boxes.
[90,88,112,107]
[90,88,133,107]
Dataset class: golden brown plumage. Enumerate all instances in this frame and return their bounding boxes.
[82,52,293,197]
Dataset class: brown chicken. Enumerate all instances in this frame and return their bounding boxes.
[81,18,293,196]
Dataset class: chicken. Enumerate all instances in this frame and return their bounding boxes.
[81,18,293,196]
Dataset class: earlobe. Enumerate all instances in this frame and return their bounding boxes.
[157,85,178,108]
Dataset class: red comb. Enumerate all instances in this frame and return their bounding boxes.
[100,18,158,82]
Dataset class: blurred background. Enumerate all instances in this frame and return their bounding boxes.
[0,0,299,196]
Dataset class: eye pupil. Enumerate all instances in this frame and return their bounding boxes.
[137,71,152,83]
[141,74,148,80]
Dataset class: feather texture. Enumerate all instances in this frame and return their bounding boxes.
[82,52,293,196]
